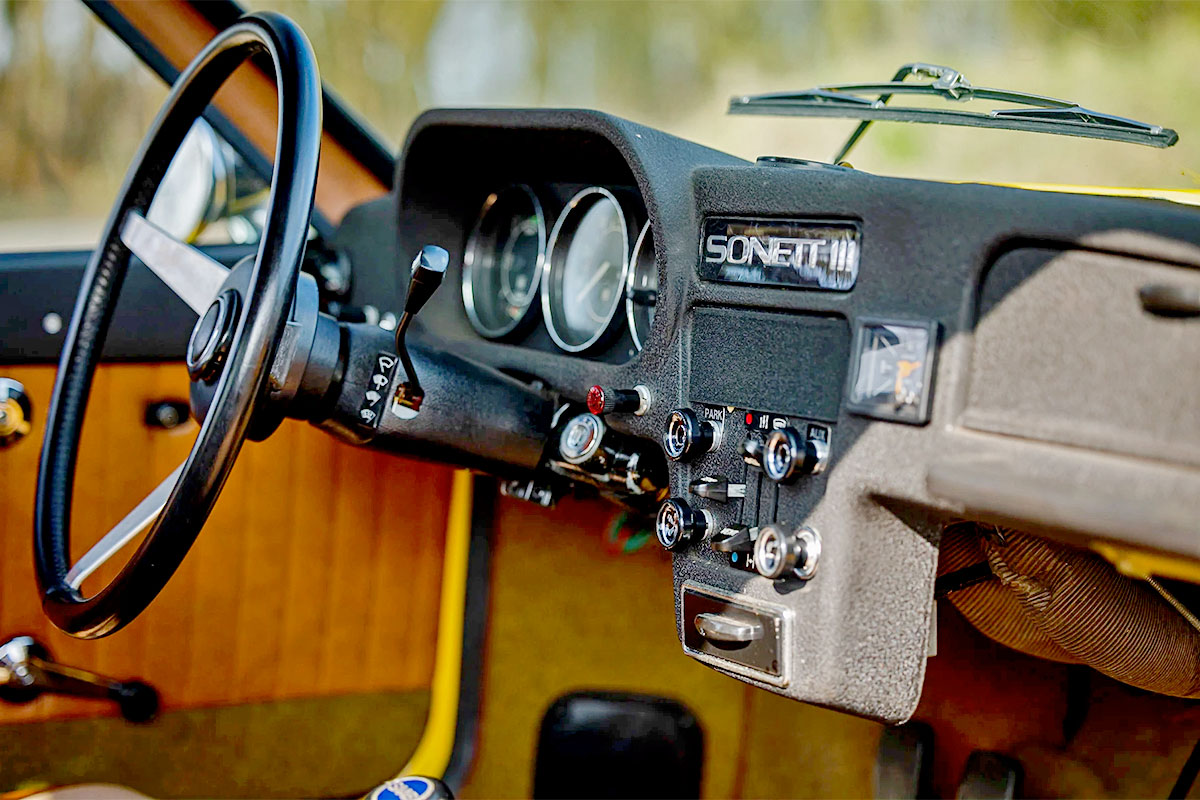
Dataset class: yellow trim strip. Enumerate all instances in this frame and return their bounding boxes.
[974,181,1200,208]
[1091,542,1200,585]
[400,469,474,779]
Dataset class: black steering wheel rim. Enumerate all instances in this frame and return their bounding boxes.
[34,12,322,638]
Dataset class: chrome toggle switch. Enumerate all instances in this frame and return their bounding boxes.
[710,526,755,555]
[689,476,746,503]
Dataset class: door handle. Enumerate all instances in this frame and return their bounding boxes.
[0,636,159,722]
[694,612,763,643]
[1139,283,1200,318]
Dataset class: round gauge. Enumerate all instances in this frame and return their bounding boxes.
[461,185,547,339]
[626,221,657,352]
[541,187,630,353]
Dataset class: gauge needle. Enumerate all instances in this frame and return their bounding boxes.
[894,360,921,398]
[574,261,612,306]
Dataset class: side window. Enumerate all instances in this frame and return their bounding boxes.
[0,2,266,252]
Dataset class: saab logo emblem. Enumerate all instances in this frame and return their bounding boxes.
[699,218,860,291]
[367,777,436,800]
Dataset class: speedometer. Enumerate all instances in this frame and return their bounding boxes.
[462,186,546,339]
[541,187,630,353]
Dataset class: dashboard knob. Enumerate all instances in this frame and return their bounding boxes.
[655,498,714,551]
[753,524,821,580]
[762,427,828,483]
[663,408,721,462]
[586,384,650,416]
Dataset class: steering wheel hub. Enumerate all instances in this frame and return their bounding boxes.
[186,289,240,383]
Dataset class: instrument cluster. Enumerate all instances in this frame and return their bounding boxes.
[460,184,656,359]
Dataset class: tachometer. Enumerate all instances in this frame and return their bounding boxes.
[626,221,657,351]
[462,185,546,339]
[542,187,630,352]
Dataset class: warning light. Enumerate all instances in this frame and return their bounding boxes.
[745,412,754,425]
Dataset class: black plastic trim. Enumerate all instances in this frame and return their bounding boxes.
[0,245,257,363]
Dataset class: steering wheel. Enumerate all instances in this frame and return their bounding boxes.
[34,13,322,638]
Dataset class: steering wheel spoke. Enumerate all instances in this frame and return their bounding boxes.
[64,463,185,591]
[120,210,228,316]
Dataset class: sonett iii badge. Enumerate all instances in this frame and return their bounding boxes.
[699,218,860,291]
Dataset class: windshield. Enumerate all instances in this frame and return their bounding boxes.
[247,0,1200,191]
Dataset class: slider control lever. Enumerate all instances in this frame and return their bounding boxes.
[393,245,449,412]
[0,636,159,722]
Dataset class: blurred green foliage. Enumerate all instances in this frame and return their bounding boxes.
[3,0,1200,248]
[246,0,1200,190]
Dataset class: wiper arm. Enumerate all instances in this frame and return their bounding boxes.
[729,63,1178,163]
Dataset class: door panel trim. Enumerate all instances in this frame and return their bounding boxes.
[0,245,255,363]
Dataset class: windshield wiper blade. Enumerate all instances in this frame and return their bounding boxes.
[729,63,1178,162]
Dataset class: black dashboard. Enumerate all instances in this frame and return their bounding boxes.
[336,108,1200,723]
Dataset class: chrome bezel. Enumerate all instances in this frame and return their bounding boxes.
[763,427,802,483]
[559,412,606,465]
[461,185,547,339]
[626,220,656,352]
[656,499,685,550]
[541,187,630,353]
[663,410,691,461]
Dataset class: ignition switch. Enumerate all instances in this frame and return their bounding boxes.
[550,411,667,498]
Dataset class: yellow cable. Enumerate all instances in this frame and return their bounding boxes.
[400,469,473,779]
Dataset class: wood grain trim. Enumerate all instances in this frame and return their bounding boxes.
[0,364,449,723]
[110,0,388,224]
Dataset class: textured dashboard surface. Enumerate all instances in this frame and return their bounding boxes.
[381,108,1200,722]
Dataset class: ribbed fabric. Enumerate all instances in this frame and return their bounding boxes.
[940,523,1200,697]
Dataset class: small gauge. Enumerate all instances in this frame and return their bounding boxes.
[461,186,547,339]
[626,221,657,352]
[541,187,630,353]
[846,319,939,424]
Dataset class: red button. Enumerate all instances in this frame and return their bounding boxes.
[586,385,606,415]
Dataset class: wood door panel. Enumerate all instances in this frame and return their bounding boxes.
[0,363,449,723]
